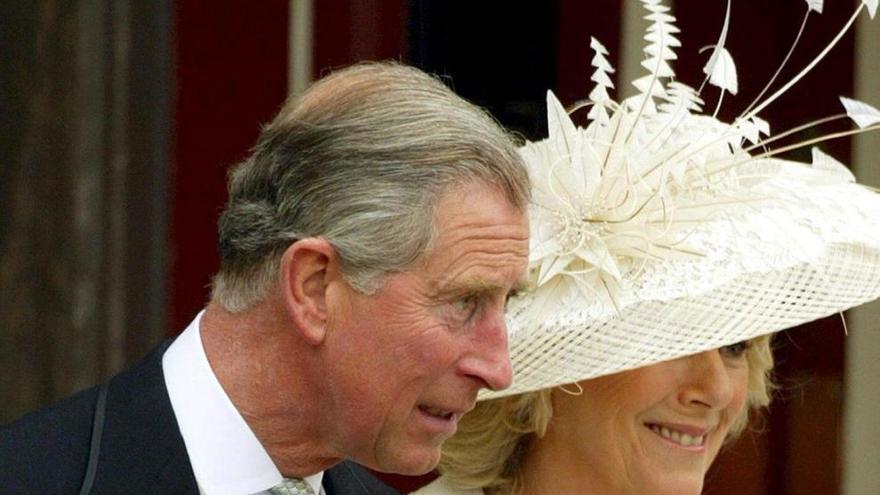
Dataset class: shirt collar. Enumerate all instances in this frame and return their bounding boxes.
[163,311,323,495]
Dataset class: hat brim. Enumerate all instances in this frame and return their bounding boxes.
[482,170,880,400]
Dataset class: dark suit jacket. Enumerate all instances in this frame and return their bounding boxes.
[0,341,399,495]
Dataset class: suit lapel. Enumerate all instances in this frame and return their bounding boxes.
[94,340,199,493]
[323,462,400,495]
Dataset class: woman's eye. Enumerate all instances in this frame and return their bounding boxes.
[719,340,750,359]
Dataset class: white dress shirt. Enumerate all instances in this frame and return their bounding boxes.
[163,312,324,495]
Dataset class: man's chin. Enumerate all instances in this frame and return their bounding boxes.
[368,446,441,476]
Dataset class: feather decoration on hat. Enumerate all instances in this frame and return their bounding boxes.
[587,37,615,126]
[700,0,738,120]
[520,0,880,323]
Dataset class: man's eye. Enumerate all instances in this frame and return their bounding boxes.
[719,340,750,359]
[453,296,479,318]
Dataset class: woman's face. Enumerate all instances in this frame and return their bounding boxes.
[528,343,750,495]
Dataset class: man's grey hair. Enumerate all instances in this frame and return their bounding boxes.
[211,62,530,312]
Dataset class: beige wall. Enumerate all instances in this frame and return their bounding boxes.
[618,0,648,101]
[289,0,314,96]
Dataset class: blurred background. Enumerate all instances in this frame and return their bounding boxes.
[1,1,878,493]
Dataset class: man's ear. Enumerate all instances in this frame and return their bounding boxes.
[279,238,340,345]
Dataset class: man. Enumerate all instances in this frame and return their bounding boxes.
[0,62,531,494]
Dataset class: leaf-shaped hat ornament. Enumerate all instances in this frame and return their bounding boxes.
[487,0,880,399]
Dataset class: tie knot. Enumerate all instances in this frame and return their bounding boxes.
[270,477,316,495]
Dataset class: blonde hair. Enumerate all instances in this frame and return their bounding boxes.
[438,335,775,495]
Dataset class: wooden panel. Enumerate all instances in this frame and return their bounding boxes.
[169,0,289,333]
[781,374,843,494]
[313,0,408,76]
[705,427,771,495]
[0,0,171,422]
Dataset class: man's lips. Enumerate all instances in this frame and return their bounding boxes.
[416,401,473,423]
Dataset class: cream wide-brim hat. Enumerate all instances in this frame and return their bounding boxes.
[485,158,880,399]
[480,0,880,398]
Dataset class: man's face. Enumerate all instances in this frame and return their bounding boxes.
[322,181,529,474]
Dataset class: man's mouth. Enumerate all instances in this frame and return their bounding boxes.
[418,405,456,421]
[646,423,708,448]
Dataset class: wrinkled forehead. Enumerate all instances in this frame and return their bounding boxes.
[418,182,529,286]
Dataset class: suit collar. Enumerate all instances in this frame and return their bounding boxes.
[323,462,400,495]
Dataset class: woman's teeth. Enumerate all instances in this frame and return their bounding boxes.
[649,424,705,447]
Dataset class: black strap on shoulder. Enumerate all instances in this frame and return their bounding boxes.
[79,382,109,495]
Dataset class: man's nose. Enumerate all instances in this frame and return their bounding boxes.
[457,311,513,391]
[678,350,735,409]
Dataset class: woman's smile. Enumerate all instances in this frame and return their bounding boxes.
[645,422,710,450]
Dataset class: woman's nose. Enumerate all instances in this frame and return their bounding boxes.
[678,350,735,409]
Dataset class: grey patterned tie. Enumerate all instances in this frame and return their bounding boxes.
[269,477,316,495]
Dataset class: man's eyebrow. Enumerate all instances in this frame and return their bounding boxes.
[437,276,530,298]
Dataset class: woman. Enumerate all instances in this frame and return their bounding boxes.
[415,1,880,493]
[426,335,773,494]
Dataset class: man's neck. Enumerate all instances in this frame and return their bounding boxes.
[200,299,342,477]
